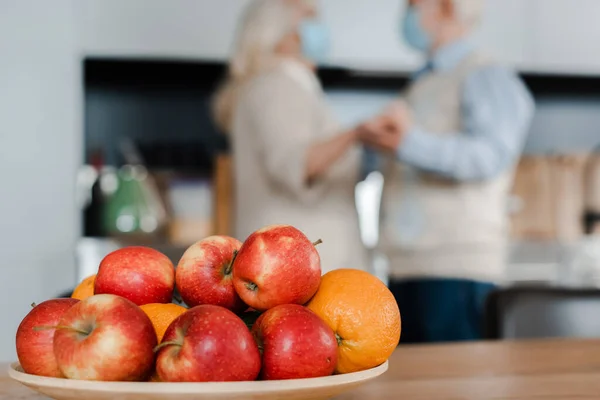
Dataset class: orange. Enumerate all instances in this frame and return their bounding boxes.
[306,269,401,374]
[71,275,96,300]
[139,303,187,342]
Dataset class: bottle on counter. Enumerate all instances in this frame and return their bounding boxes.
[80,148,107,237]
[584,153,600,235]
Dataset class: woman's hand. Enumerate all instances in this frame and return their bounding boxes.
[305,128,360,184]
[358,100,412,154]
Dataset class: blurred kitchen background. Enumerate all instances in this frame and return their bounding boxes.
[2,0,600,361]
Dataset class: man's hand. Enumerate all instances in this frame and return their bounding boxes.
[358,115,402,153]
[384,100,412,130]
[358,100,412,154]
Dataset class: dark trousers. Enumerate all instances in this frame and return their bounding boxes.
[388,278,496,344]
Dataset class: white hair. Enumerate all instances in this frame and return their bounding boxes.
[213,0,302,132]
[452,0,484,27]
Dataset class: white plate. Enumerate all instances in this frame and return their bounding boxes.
[9,361,388,400]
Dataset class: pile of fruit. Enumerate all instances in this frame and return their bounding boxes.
[15,225,401,382]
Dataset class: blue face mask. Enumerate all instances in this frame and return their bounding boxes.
[299,19,330,64]
[402,6,431,52]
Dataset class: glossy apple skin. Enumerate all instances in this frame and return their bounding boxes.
[156,305,261,382]
[95,246,175,306]
[15,299,79,377]
[176,236,246,312]
[252,304,338,380]
[53,294,157,381]
[232,225,321,310]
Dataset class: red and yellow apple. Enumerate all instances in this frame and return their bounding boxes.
[232,225,321,310]
[53,294,157,381]
[176,236,246,312]
[15,298,79,377]
[95,246,175,306]
[252,304,338,380]
[156,305,261,382]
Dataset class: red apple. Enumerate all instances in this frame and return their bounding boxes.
[95,246,175,306]
[156,305,261,382]
[232,225,321,310]
[176,236,246,312]
[53,294,157,381]
[252,304,337,380]
[15,298,79,377]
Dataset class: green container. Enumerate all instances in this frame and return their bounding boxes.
[103,166,160,236]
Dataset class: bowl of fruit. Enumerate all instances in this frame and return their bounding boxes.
[11,225,401,400]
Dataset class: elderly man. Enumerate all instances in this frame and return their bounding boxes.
[360,0,534,343]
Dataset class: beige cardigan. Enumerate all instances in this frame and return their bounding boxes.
[230,60,368,273]
[381,53,512,284]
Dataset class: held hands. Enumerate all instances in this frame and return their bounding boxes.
[357,100,412,154]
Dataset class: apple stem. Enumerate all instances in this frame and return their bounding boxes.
[33,325,90,336]
[224,250,238,276]
[245,282,258,292]
[154,341,182,353]
[312,239,323,247]
[30,302,37,308]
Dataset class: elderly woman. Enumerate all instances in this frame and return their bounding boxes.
[213,0,368,273]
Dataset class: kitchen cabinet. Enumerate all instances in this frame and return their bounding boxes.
[510,157,556,240]
[585,155,600,213]
[511,155,588,242]
[585,154,600,235]
[213,154,234,236]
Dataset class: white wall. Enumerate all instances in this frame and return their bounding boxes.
[529,0,600,75]
[475,0,533,68]
[77,0,600,75]
[0,0,81,361]
[78,0,251,60]
[320,0,421,71]
[76,0,430,71]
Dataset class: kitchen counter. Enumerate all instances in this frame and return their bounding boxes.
[507,239,600,287]
[3,339,600,399]
[76,236,600,287]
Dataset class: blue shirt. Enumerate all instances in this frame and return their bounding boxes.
[365,39,535,182]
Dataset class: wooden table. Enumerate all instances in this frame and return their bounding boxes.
[2,339,600,399]
[341,339,600,399]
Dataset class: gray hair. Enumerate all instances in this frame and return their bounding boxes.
[452,0,484,27]
[213,0,300,132]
